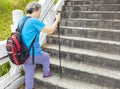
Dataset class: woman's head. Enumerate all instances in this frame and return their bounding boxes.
[26,1,41,18]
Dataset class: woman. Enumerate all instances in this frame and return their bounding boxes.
[19,1,61,89]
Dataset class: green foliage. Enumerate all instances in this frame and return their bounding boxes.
[54,0,59,4]
[20,67,25,76]
[0,66,4,77]
[2,62,11,74]
[0,62,11,77]
[0,0,38,41]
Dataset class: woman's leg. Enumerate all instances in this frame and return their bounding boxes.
[24,57,36,89]
[35,52,50,74]
[24,52,51,89]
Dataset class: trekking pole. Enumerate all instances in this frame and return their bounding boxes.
[57,11,62,78]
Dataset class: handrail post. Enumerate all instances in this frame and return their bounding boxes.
[11,10,23,32]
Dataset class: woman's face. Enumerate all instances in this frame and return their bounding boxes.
[34,9,41,18]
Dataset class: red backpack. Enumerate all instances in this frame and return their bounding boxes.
[6,17,36,65]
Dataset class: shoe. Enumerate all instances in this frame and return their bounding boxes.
[43,72,53,78]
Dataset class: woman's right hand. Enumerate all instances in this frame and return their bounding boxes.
[56,13,61,22]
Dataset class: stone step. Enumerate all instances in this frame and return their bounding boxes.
[62,11,120,20]
[42,44,120,70]
[34,70,112,89]
[51,58,120,88]
[18,82,45,89]
[35,57,120,88]
[34,69,80,89]
[60,18,120,30]
[46,35,120,55]
[57,26,120,41]
[62,4,120,11]
[65,0,120,6]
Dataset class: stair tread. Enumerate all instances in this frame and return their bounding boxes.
[48,34,120,45]
[34,70,112,89]
[65,1,120,5]
[61,18,120,22]
[42,44,120,63]
[65,4,120,6]
[49,57,120,80]
[65,0,120,2]
[63,11,120,13]
[65,4,120,7]
[60,26,120,32]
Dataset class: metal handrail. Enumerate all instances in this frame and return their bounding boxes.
[0,55,8,60]
[41,0,55,22]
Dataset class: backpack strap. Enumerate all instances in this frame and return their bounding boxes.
[30,34,37,65]
[16,16,31,32]
[32,45,35,64]
[29,34,37,51]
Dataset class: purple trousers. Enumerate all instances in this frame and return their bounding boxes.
[24,52,50,89]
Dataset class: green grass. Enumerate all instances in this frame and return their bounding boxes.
[20,67,25,76]
[0,0,38,41]
[0,62,11,77]
[54,0,59,4]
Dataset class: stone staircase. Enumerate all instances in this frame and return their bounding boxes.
[34,0,120,89]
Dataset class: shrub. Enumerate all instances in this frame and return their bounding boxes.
[0,0,38,41]
[0,62,11,77]
[20,67,25,76]
[54,0,59,4]
[1,62,11,74]
[0,66,4,77]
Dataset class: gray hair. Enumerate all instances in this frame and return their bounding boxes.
[26,1,41,14]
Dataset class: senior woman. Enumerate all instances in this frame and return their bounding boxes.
[18,1,61,89]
